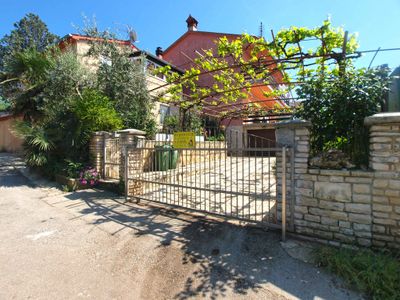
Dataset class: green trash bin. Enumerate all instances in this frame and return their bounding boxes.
[154,145,170,171]
[169,148,179,169]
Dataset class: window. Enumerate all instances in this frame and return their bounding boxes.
[159,104,170,124]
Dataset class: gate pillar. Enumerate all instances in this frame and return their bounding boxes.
[275,120,311,232]
[90,131,111,177]
[117,129,146,196]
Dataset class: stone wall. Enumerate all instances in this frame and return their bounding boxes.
[366,113,400,248]
[275,113,400,249]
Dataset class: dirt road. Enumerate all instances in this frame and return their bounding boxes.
[0,153,361,299]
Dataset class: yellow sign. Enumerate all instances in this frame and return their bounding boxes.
[173,132,196,149]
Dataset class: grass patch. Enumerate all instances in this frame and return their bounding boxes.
[315,246,400,299]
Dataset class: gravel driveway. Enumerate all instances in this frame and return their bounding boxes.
[0,153,362,300]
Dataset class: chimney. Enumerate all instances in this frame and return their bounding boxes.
[156,47,163,59]
[186,15,198,31]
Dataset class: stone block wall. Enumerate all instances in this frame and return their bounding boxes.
[126,148,146,196]
[366,114,400,248]
[294,168,374,247]
[275,113,400,249]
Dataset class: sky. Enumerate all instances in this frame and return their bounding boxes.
[1,0,400,69]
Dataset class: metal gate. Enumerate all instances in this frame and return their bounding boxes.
[103,137,120,179]
[124,132,291,238]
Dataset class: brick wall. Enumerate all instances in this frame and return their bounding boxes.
[275,113,400,249]
[89,131,108,175]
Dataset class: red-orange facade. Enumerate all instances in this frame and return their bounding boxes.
[162,17,286,126]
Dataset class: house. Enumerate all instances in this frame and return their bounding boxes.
[388,66,400,112]
[59,34,138,70]
[130,50,183,128]
[59,34,182,130]
[161,15,291,147]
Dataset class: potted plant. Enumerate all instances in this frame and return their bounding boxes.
[55,161,100,191]
[78,167,100,187]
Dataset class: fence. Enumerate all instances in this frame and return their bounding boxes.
[275,113,400,249]
[91,131,293,239]
[124,133,289,234]
[0,113,23,153]
[103,136,120,179]
[90,129,292,239]
[91,113,400,248]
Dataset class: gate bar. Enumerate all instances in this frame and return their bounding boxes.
[290,147,295,231]
[282,146,287,241]
[102,137,107,178]
[124,145,128,201]
[127,177,275,198]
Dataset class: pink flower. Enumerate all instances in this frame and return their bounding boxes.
[81,179,87,185]
[90,180,95,186]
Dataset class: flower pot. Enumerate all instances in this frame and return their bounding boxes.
[55,174,95,191]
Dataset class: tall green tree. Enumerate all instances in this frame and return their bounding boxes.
[0,13,59,70]
[97,53,155,134]
[80,24,157,137]
[1,48,56,121]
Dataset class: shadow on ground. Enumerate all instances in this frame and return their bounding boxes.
[63,189,357,300]
[0,153,32,188]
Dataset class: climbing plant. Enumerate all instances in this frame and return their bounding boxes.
[155,19,390,166]
[155,19,359,120]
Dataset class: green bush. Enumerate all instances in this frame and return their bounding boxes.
[206,133,225,141]
[13,89,122,174]
[315,246,400,299]
[49,89,122,170]
[64,160,83,178]
[296,67,390,167]
[73,89,123,133]
[163,115,179,132]
[0,97,11,111]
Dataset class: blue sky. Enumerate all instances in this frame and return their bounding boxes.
[1,0,400,69]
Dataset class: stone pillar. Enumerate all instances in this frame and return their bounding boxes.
[89,131,110,176]
[365,113,400,248]
[275,120,311,230]
[365,113,400,172]
[117,129,146,196]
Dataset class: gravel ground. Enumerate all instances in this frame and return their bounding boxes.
[0,153,362,300]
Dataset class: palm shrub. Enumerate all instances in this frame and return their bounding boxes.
[4,48,123,174]
[1,48,55,121]
[13,89,122,172]
[12,121,53,167]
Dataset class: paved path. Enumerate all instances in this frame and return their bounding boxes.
[0,153,362,299]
